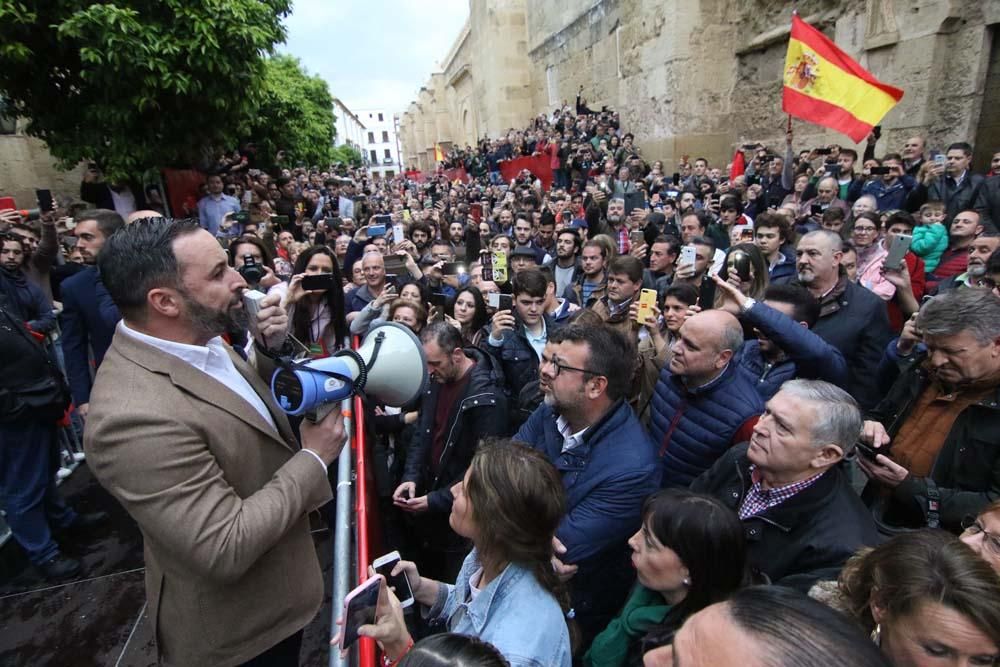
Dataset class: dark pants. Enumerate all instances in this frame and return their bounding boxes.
[0,419,77,564]
[237,629,303,667]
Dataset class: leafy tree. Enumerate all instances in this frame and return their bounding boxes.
[0,0,290,181]
[250,54,336,170]
[330,144,363,168]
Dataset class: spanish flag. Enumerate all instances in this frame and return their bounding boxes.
[434,144,444,163]
[782,14,903,143]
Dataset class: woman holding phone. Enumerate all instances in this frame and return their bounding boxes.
[284,245,347,357]
[338,441,573,667]
[445,286,488,347]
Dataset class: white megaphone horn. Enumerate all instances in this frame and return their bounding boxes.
[271,322,428,420]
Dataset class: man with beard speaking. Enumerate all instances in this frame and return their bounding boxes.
[84,218,346,666]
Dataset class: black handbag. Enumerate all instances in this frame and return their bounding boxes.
[0,303,71,423]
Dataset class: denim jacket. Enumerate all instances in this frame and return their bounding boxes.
[426,549,572,667]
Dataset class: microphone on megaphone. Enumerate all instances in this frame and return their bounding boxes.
[270,322,428,421]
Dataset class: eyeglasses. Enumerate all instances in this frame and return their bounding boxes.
[961,516,1000,556]
[853,226,878,234]
[540,353,599,378]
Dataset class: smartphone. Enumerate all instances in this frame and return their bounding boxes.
[442,262,467,276]
[680,244,696,267]
[368,224,386,237]
[339,577,381,650]
[672,172,681,186]
[64,218,76,230]
[811,203,824,216]
[884,233,913,270]
[855,442,882,461]
[272,215,290,226]
[629,230,645,248]
[730,249,752,281]
[869,166,891,175]
[301,273,336,291]
[35,189,54,213]
[815,147,832,155]
[234,210,250,224]
[392,224,405,244]
[375,214,392,225]
[635,288,657,323]
[0,196,15,211]
[484,250,508,283]
[372,551,414,608]
[384,273,398,288]
[429,292,448,308]
[872,125,882,141]
[933,153,947,168]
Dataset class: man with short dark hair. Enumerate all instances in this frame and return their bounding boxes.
[8,215,59,301]
[592,255,643,341]
[488,269,557,429]
[678,210,725,273]
[907,141,985,221]
[692,379,879,589]
[60,209,125,420]
[86,217,348,666]
[516,324,660,646]
[393,321,507,580]
[862,152,915,211]
[512,215,548,264]
[649,310,763,487]
[646,234,679,295]
[714,277,848,400]
[659,586,889,667]
[197,174,241,238]
[564,240,608,307]
[754,212,796,284]
[546,229,582,296]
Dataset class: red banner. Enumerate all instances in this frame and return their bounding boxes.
[499,155,554,190]
[162,168,206,218]
[443,167,470,184]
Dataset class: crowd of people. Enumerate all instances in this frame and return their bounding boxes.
[3,92,1000,667]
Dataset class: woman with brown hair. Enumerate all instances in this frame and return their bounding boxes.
[342,441,572,666]
[960,499,1000,574]
[837,530,1000,667]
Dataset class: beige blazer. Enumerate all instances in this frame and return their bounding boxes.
[84,329,333,666]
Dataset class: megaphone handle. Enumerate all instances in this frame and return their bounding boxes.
[304,402,339,424]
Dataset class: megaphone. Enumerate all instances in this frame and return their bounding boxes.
[271,322,428,419]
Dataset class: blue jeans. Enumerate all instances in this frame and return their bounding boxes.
[0,419,77,564]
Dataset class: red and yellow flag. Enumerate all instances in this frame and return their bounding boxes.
[782,14,903,143]
[434,144,444,163]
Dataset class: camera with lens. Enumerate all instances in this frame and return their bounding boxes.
[238,254,265,289]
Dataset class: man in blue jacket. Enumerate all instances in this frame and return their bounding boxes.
[711,276,849,400]
[516,323,660,647]
[649,309,763,488]
[60,209,124,419]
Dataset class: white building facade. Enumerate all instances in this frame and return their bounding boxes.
[332,98,366,153]
[356,108,401,179]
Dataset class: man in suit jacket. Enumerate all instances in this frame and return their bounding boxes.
[59,209,124,419]
[84,218,347,666]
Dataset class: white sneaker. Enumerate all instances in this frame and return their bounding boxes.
[57,467,72,480]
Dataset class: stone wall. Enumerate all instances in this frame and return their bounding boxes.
[0,121,86,209]
[401,0,1000,174]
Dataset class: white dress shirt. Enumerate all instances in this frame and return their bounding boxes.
[118,322,327,470]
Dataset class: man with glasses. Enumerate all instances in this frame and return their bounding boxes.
[960,502,1000,571]
[858,288,1000,534]
[516,323,660,648]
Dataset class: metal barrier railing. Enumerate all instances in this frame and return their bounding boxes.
[329,337,380,667]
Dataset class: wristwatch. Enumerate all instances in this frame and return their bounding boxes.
[740,297,757,313]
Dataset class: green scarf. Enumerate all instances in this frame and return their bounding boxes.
[584,585,670,667]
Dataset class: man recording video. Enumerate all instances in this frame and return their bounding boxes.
[84,218,347,666]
